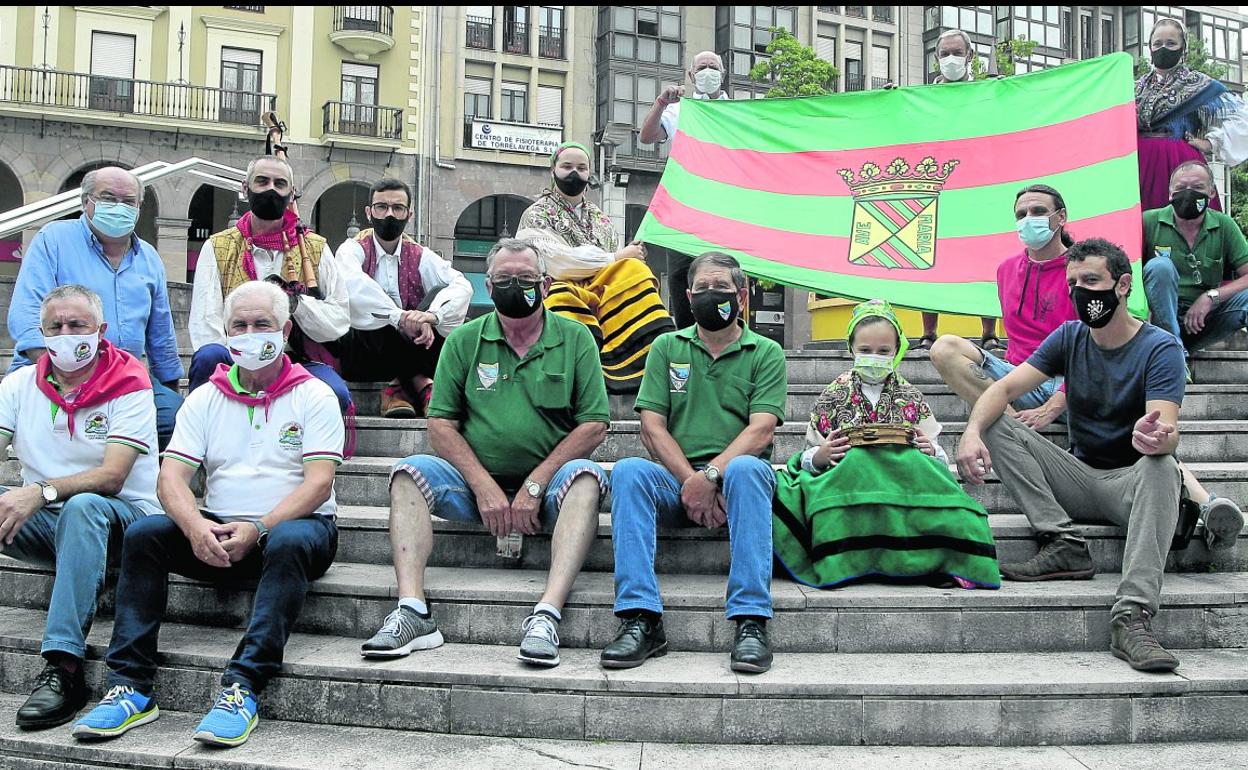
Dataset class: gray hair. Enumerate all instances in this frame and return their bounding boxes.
[688,251,746,290]
[80,167,144,206]
[224,280,291,331]
[690,50,724,70]
[41,284,105,326]
[246,155,295,187]
[937,29,975,58]
[486,237,547,275]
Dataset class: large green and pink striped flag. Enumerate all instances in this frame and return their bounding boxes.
[637,53,1146,317]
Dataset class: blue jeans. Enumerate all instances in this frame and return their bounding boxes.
[150,378,182,448]
[391,455,608,527]
[610,456,775,619]
[0,492,144,659]
[104,513,337,693]
[1144,257,1248,351]
[188,344,353,414]
[976,348,1065,416]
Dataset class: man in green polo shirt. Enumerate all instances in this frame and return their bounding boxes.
[1143,160,1248,362]
[601,251,788,674]
[360,238,609,669]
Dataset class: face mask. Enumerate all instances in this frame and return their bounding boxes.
[693,68,722,95]
[89,201,139,239]
[1017,216,1056,250]
[1170,188,1209,220]
[690,289,739,332]
[43,332,99,373]
[248,189,290,221]
[853,353,895,384]
[227,331,285,371]
[1071,285,1121,329]
[1151,46,1183,70]
[491,282,543,319]
[553,171,588,197]
[939,55,968,81]
[370,215,406,241]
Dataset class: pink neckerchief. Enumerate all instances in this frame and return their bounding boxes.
[234,210,300,281]
[35,339,151,439]
[207,355,313,423]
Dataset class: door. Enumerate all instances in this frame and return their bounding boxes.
[220,48,262,124]
[340,62,379,136]
[89,32,135,112]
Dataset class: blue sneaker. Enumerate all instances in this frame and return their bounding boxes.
[192,683,258,747]
[71,685,159,740]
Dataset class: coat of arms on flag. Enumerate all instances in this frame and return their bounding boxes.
[838,156,958,271]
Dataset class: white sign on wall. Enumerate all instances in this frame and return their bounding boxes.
[470,120,563,155]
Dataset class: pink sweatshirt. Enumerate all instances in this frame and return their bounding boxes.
[995,249,1078,366]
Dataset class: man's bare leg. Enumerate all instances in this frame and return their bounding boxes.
[389,473,434,602]
[540,475,601,609]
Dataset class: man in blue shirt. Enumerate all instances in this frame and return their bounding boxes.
[7,167,183,444]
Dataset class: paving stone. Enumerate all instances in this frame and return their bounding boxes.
[863,698,1004,746]
[721,697,862,745]
[1132,695,1248,742]
[999,697,1131,745]
[447,689,585,740]
[585,693,722,743]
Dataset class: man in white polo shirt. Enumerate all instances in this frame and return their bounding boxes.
[0,284,159,731]
[74,280,343,749]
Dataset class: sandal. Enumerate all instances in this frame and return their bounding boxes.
[914,334,937,351]
[980,335,1006,352]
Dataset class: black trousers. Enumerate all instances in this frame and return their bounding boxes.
[331,326,445,388]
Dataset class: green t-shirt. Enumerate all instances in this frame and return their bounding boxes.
[1143,206,1248,304]
[634,325,788,466]
[427,310,610,487]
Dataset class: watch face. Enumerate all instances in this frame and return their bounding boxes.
[42,486,56,502]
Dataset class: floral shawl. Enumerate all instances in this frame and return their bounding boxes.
[807,370,933,447]
[517,190,619,252]
[1135,65,1235,138]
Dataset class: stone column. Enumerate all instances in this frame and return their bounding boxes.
[155,216,192,282]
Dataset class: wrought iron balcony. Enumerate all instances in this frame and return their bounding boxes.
[871,76,891,89]
[872,6,894,23]
[323,100,403,140]
[503,20,530,55]
[844,74,865,91]
[466,15,494,49]
[330,6,395,58]
[845,6,867,18]
[538,25,564,59]
[0,64,276,126]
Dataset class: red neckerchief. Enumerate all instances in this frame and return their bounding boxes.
[35,339,151,439]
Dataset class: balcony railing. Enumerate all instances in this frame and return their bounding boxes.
[538,25,564,58]
[845,5,866,18]
[333,5,393,37]
[872,6,894,23]
[466,15,494,49]
[871,76,891,89]
[323,100,402,140]
[503,20,529,55]
[0,64,276,125]
[845,74,865,91]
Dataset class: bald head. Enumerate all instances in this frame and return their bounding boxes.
[689,50,723,76]
[80,167,143,207]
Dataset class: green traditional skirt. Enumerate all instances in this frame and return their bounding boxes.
[773,444,1001,589]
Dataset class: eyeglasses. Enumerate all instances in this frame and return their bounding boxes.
[488,274,543,289]
[90,193,139,207]
[369,202,410,217]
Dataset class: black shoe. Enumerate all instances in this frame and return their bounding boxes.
[16,662,88,730]
[600,614,667,669]
[730,618,773,674]
[1000,536,1096,581]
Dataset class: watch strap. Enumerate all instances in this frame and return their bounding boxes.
[251,519,269,544]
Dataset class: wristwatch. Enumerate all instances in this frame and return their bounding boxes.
[702,464,723,486]
[524,479,544,498]
[251,519,270,547]
[35,481,57,504]
[1206,288,1221,304]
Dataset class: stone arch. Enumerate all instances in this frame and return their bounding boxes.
[300,163,388,216]
[309,181,372,250]
[452,194,533,271]
[0,159,26,264]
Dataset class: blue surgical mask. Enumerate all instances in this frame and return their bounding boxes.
[89,201,139,239]
[1017,216,1055,250]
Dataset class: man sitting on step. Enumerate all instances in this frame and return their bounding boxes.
[332,177,473,417]
[361,237,608,668]
[74,280,343,748]
[0,285,160,730]
[957,239,1242,672]
[602,252,787,674]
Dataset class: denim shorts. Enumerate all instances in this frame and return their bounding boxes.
[390,455,608,530]
[976,349,1066,418]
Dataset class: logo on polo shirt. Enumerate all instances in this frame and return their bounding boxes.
[74,343,92,361]
[1154,246,1172,260]
[477,362,499,391]
[84,412,108,439]
[669,363,690,392]
[278,422,303,450]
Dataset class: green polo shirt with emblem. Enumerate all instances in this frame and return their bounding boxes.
[634,324,788,467]
[1143,205,1248,304]
[427,309,610,487]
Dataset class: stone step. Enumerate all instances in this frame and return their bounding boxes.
[2,692,1242,769]
[2,557,1243,655]
[0,607,1245,746]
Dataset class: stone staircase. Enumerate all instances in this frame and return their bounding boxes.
[0,280,1246,766]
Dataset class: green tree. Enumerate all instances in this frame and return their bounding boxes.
[748,27,838,98]
[968,37,1039,79]
[1134,37,1228,79]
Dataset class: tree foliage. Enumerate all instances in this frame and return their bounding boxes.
[968,37,1039,79]
[1134,37,1228,80]
[748,27,838,98]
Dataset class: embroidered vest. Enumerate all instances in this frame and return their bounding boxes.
[357,228,426,311]
[210,227,327,299]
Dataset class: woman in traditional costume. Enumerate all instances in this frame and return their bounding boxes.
[772,300,1001,590]
[1136,18,1248,211]
[516,142,673,395]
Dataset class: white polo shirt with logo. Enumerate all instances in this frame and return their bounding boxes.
[0,365,161,516]
[163,372,344,521]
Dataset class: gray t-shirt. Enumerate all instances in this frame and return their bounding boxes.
[1028,321,1185,469]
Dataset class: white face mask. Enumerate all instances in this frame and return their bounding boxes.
[853,353,895,384]
[693,67,723,95]
[939,54,968,81]
[227,331,285,371]
[43,331,100,373]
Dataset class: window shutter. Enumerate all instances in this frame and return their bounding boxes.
[537,85,562,127]
[342,62,379,79]
[816,35,835,63]
[91,32,135,78]
[222,47,262,66]
[464,77,492,95]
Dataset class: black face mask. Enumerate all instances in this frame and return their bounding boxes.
[248,189,290,221]
[1170,188,1209,220]
[690,289,740,331]
[1151,46,1183,70]
[491,282,543,319]
[553,171,588,197]
[1071,285,1121,329]
[370,215,407,241]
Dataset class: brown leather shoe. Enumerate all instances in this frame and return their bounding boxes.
[380,382,416,419]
